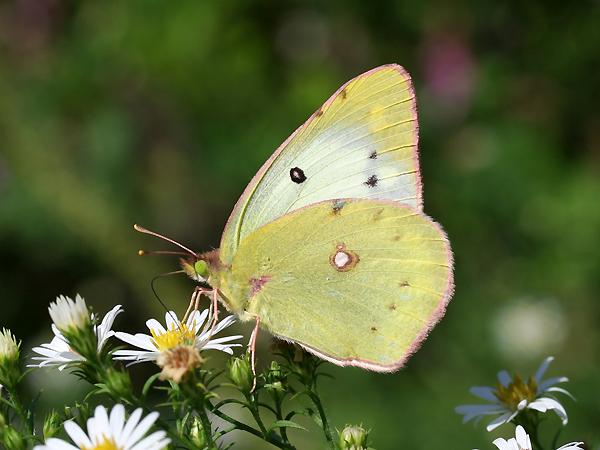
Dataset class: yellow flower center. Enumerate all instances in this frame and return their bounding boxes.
[494,374,538,410]
[82,436,121,450]
[151,322,196,351]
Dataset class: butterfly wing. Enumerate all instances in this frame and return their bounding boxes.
[220,64,421,265]
[218,199,453,370]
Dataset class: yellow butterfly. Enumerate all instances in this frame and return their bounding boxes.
[138,64,453,373]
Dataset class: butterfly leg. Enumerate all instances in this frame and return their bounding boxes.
[209,288,220,332]
[182,286,204,323]
[248,315,261,392]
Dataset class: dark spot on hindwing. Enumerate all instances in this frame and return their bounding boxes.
[388,303,397,311]
[364,174,378,188]
[290,167,307,184]
[340,88,348,100]
[370,326,377,332]
[315,108,323,117]
[399,281,410,288]
[369,151,377,159]
[332,199,346,215]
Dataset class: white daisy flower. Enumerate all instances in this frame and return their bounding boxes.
[456,356,573,431]
[34,404,170,450]
[49,295,91,333]
[492,425,584,450]
[113,309,242,364]
[30,305,123,370]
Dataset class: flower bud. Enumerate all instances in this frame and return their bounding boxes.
[0,329,21,390]
[43,410,62,439]
[1,425,25,450]
[228,356,253,393]
[189,417,207,448]
[49,295,97,359]
[338,424,369,450]
[264,361,286,393]
[103,369,133,399]
[49,295,90,333]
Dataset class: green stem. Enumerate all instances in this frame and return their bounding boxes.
[181,377,216,448]
[273,392,289,443]
[308,390,335,449]
[210,404,293,450]
[244,392,269,437]
[7,387,33,436]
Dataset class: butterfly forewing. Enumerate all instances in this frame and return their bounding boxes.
[219,199,453,370]
[220,65,421,265]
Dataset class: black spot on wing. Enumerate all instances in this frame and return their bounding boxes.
[369,151,377,159]
[364,174,378,188]
[332,199,346,215]
[290,167,307,184]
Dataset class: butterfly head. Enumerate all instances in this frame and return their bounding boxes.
[180,257,209,283]
[179,249,223,285]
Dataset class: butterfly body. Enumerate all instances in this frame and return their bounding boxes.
[189,64,453,371]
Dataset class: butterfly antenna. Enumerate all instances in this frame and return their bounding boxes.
[134,224,197,258]
[150,271,184,329]
[138,250,191,257]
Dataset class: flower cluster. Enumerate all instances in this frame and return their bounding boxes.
[492,425,583,450]
[456,357,572,431]
[34,405,170,450]
[456,357,585,450]
[12,294,244,449]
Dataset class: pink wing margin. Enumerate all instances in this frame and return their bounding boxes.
[220,64,424,260]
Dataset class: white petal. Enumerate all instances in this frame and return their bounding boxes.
[189,309,208,332]
[527,397,568,424]
[486,411,514,431]
[539,376,569,392]
[109,404,126,439]
[164,311,180,330]
[35,438,79,450]
[556,442,584,450]
[123,412,159,447]
[469,386,498,402]
[129,431,170,450]
[211,315,237,334]
[546,386,576,400]
[63,421,93,448]
[97,305,123,348]
[455,404,507,423]
[492,438,511,450]
[145,319,166,335]
[497,370,512,387]
[115,332,157,351]
[205,335,243,345]
[515,425,532,449]
[534,356,554,383]
[118,408,143,447]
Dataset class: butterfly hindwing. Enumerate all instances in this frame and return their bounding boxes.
[220,65,422,265]
[218,199,453,370]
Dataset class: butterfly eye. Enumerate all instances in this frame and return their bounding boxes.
[194,260,208,276]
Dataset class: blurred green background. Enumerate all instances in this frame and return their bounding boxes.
[1,0,599,448]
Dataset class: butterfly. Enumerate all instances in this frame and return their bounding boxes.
[138,64,454,373]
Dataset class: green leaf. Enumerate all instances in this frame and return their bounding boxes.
[142,373,162,397]
[268,420,307,432]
